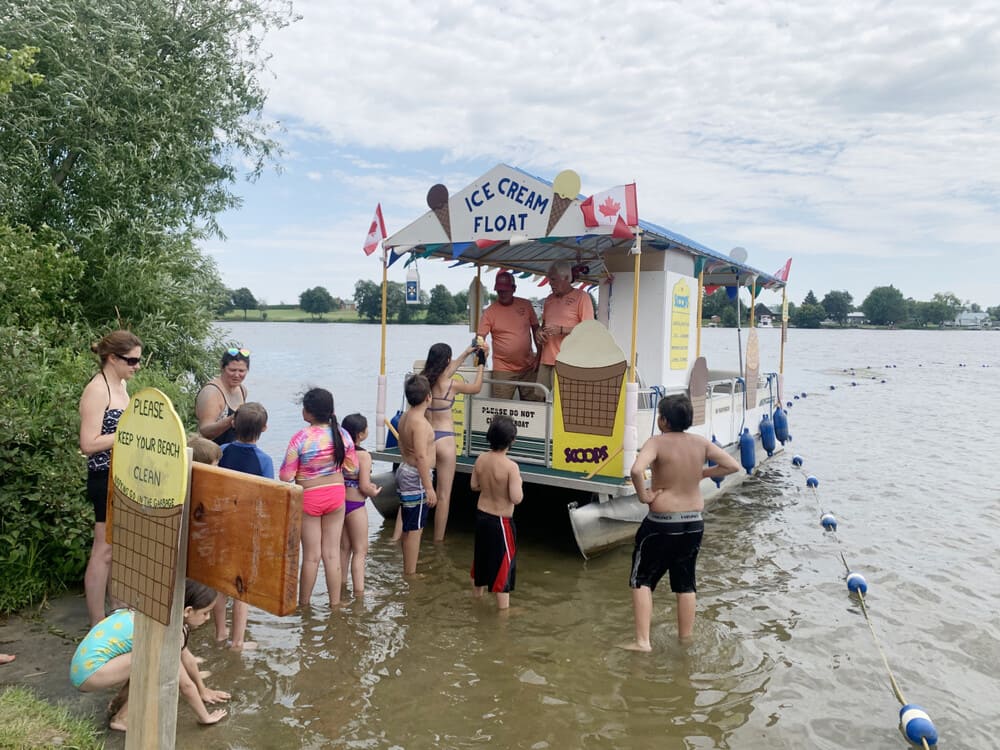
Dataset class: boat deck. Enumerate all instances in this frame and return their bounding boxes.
[370,447,634,496]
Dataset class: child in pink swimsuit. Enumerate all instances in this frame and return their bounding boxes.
[280,388,356,608]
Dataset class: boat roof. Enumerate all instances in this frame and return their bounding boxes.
[384,164,787,290]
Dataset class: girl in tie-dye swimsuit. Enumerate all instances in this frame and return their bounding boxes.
[280,388,356,608]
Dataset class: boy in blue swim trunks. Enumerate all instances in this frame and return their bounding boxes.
[396,374,438,575]
[625,394,739,650]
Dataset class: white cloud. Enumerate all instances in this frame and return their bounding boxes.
[205,0,1000,308]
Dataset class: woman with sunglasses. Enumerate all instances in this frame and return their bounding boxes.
[196,348,251,446]
[78,329,143,626]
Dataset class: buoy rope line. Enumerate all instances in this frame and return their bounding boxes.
[789,452,938,748]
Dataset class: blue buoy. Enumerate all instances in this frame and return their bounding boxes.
[846,572,868,594]
[806,475,819,488]
[791,454,803,467]
[820,513,837,531]
[899,704,938,746]
[707,435,723,488]
[759,414,776,457]
[786,401,793,408]
[800,392,807,398]
[829,385,835,390]
[773,407,789,444]
[739,428,756,474]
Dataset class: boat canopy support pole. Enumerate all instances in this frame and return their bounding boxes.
[376,247,389,450]
[624,230,642,473]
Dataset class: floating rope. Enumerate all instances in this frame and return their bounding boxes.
[790,453,938,748]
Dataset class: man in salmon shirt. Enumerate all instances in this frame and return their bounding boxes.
[536,260,595,392]
[478,271,543,401]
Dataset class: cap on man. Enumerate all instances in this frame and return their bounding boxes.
[477,271,542,401]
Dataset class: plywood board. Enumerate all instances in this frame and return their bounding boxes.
[186,463,302,617]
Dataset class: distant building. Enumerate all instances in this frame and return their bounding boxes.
[847,311,866,326]
[955,311,990,329]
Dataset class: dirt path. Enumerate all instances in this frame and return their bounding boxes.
[1,590,124,749]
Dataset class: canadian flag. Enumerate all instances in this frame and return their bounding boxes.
[773,257,792,282]
[363,204,387,256]
[580,183,638,228]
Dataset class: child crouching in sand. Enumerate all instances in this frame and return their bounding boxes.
[469,415,523,609]
[70,579,230,730]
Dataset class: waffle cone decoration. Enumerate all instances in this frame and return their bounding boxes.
[546,194,572,235]
[555,360,627,437]
[426,183,452,242]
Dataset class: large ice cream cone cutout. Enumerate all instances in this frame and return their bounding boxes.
[546,169,580,236]
[554,320,627,437]
[427,183,451,241]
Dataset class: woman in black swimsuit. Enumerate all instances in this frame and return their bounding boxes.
[78,329,143,626]
[196,348,250,445]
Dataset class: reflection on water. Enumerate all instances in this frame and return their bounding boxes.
[165,325,1000,749]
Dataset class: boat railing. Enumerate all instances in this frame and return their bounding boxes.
[463,377,552,466]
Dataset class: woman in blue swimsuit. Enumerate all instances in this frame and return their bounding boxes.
[78,330,143,626]
[420,342,485,542]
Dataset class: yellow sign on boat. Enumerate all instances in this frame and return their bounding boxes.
[670,278,691,370]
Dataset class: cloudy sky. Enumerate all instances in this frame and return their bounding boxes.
[203,0,1000,310]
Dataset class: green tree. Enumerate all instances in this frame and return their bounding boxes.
[792,303,826,328]
[862,285,907,326]
[0,0,293,611]
[987,305,1000,322]
[300,286,335,318]
[0,0,295,374]
[231,287,258,320]
[354,279,382,322]
[425,284,456,324]
[821,290,854,325]
[802,290,819,306]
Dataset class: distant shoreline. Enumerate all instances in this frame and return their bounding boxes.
[215,312,994,331]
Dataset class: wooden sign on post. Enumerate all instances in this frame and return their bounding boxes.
[187,463,302,616]
[108,387,189,750]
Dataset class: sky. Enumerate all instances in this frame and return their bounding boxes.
[202,0,1000,310]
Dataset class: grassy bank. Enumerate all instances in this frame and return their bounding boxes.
[217,307,365,322]
[0,686,104,749]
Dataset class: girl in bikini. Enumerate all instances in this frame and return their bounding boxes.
[78,330,143,627]
[420,342,485,542]
[70,579,230,731]
[340,414,381,597]
[280,388,357,608]
[195,347,250,445]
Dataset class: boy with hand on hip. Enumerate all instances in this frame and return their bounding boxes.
[395,375,438,575]
[216,402,273,649]
[625,394,739,651]
[469,415,523,609]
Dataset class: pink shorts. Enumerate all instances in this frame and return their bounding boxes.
[302,484,346,516]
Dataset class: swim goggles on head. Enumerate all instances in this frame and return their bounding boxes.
[225,347,251,358]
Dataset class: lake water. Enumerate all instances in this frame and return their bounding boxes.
[172,322,998,749]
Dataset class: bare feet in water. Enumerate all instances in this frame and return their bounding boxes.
[229,640,257,651]
[0,654,15,665]
[620,641,652,652]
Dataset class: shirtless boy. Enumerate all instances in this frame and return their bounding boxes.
[469,415,523,609]
[396,374,438,575]
[625,394,740,650]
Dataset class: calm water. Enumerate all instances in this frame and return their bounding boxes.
[171,323,998,749]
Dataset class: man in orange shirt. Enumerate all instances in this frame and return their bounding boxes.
[478,271,542,400]
[536,260,595,392]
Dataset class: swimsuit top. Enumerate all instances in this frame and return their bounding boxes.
[426,383,455,412]
[203,381,247,445]
[343,447,363,488]
[87,372,124,473]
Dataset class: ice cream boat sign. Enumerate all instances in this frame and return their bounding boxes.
[389,164,622,245]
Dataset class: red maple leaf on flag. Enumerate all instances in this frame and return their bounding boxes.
[598,195,621,219]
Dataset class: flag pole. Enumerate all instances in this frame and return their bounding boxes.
[376,245,389,450]
[779,283,788,375]
[624,228,642,477]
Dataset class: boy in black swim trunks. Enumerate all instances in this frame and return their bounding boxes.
[469,415,523,609]
[625,394,740,650]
